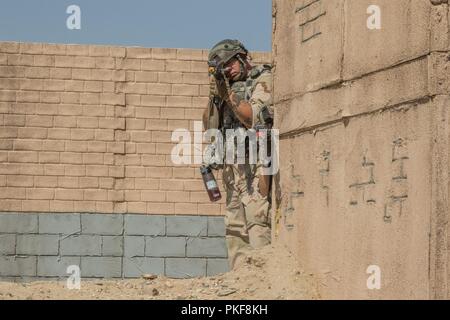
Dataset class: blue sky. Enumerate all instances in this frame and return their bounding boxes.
[0,0,272,51]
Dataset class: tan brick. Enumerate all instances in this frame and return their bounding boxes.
[183,180,205,191]
[100,93,125,106]
[167,191,190,203]
[43,43,66,55]
[85,165,108,177]
[0,175,5,187]
[116,58,140,70]
[55,188,83,200]
[146,167,172,178]
[34,55,55,67]
[0,90,15,102]
[95,57,115,69]
[168,119,189,130]
[9,54,34,66]
[79,177,99,188]
[141,190,166,202]
[95,129,115,141]
[84,81,103,93]
[135,143,156,154]
[84,105,106,117]
[115,178,134,190]
[174,203,198,215]
[0,139,13,150]
[64,164,86,176]
[199,84,209,96]
[158,72,183,84]
[89,46,111,57]
[50,68,72,79]
[183,72,209,85]
[166,96,192,108]
[76,116,98,128]
[0,78,20,90]
[0,186,26,199]
[25,188,54,200]
[177,49,204,61]
[40,92,60,103]
[87,141,106,153]
[132,178,157,190]
[0,66,25,78]
[125,191,141,202]
[147,202,174,214]
[74,200,96,212]
[8,151,38,163]
[57,176,79,188]
[108,190,124,201]
[75,56,96,68]
[44,164,65,176]
[22,200,50,212]
[17,91,40,103]
[198,203,222,215]
[65,141,88,152]
[84,189,108,201]
[60,152,83,164]
[141,155,166,166]
[6,175,34,187]
[34,176,57,188]
[50,200,74,212]
[172,84,199,96]
[113,70,126,81]
[66,44,89,56]
[145,119,168,131]
[38,152,60,163]
[173,167,195,178]
[141,59,165,71]
[4,114,25,126]
[152,48,177,60]
[125,166,146,178]
[147,83,171,95]
[152,131,171,143]
[72,68,90,80]
[42,140,64,152]
[122,154,141,166]
[43,80,66,92]
[127,47,152,58]
[135,71,158,83]
[19,164,44,176]
[127,202,146,213]
[185,108,204,120]
[71,128,94,140]
[58,104,83,116]
[125,119,145,130]
[154,143,174,155]
[55,55,75,67]
[17,127,47,139]
[78,93,99,105]
[60,92,80,104]
[141,95,165,107]
[13,139,42,151]
[109,165,125,178]
[48,128,70,140]
[0,42,20,53]
[96,201,114,213]
[159,179,184,191]
[99,177,115,189]
[54,116,76,128]
[191,61,207,73]
[160,107,184,119]
[65,80,84,92]
[134,107,160,119]
[166,60,191,72]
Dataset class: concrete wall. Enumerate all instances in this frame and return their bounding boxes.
[0,41,270,280]
[273,0,450,299]
[0,212,227,281]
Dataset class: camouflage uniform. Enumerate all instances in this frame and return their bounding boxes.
[221,65,273,268]
[205,40,274,269]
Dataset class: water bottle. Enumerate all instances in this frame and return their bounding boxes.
[200,165,222,202]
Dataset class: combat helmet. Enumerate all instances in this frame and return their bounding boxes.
[208,39,249,79]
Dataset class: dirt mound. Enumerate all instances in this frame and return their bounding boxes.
[0,244,320,300]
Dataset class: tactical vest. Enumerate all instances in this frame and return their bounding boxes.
[205,64,272,131]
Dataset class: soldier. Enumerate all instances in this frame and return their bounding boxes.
[202,39,274,269]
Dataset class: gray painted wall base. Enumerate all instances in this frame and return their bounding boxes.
[0,212,229,282]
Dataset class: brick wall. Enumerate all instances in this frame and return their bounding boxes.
[0,42,271,216]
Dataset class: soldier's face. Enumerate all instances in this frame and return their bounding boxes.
[224,58,242,81]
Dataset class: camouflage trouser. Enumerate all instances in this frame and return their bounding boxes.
[222,162,271,269]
